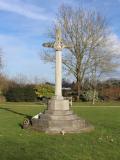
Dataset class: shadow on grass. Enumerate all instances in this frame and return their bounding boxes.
[0,107,32,128]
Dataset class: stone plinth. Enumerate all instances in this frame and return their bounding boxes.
[31,98,94,134]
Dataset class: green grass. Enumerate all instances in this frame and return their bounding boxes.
[73,101,120,106]
[0,102,120,160]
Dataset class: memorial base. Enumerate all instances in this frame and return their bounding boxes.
[31,98,94,134]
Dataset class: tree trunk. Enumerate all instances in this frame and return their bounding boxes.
[76,70,81,101]
[92,89,96,105]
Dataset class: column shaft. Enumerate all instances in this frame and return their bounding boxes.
[55,50,62,99]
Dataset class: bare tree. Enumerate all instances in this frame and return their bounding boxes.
[41,5,119,101]
[12,73,30,85]
[0,74,9,94]
[88,33,120,104]
[0,48,3,74]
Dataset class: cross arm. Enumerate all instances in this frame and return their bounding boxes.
[42,42,54,48]
[63,43,73,49]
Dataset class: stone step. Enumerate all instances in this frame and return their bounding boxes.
[44,109,74,115]
[49,119,85,128]
[32,116,94,133]
[40,113,79,121]
[45,124,94,134]
[31,117,93,133]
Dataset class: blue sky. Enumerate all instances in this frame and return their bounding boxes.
[0,0,120,82]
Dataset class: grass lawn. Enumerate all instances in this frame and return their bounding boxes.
[0,102,120,160]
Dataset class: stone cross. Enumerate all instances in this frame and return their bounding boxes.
[43,27,71,99]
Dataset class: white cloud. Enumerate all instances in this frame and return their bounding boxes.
[0,0,49,20]
[106,33,120,55]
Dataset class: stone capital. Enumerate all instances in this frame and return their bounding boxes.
[54,41,63,51]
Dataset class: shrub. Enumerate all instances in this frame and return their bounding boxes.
[35,84,55,98]
[4,84,36,102]
[80,90,98,102]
